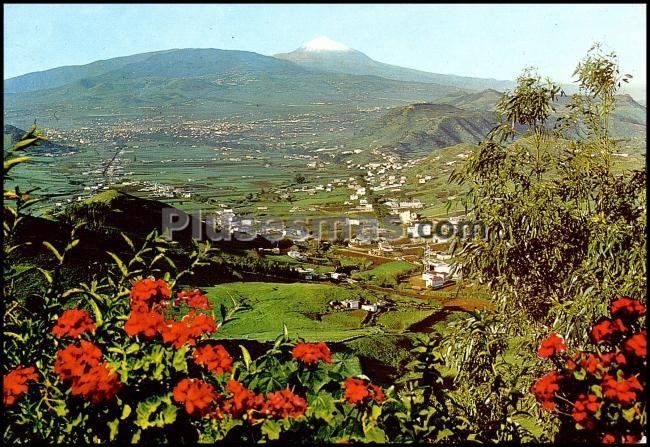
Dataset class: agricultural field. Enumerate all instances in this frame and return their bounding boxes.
[352,260,420,287]
[203,281,383,342]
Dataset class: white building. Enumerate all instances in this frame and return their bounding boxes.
[287,250,306,261]
[422,272,445,288]
[361,303,379,312]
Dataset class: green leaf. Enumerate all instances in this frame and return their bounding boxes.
[121,404,132,420]
[622,406,636,423]
[65,239,80,252]
[239,345,252,371]
[13,137,41,150]
[309,393,337,423]
[53,401,68,417]
[371,404,382,421]
[161,402,178,426]
[88,295,104,327]
[573,368,587,381]
[135,396,163,429]
[125,343,140,354]
[364,426,386,443]
[107,251,129,278]
[42,241,63,263]
[261,419,282,440]
[37,268,53,284]
[107,418,119,441]
[172,345,189,372]
[4,156,31,173]
[121,232,136,251]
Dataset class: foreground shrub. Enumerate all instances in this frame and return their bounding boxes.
[533,297,646,443]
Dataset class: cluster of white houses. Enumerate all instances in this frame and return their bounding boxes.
[329,298,390,313]
[421,249,457,288]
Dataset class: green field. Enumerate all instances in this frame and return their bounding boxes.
[204,282,383,342]
[377,308,438,331]
[353,260,420,287]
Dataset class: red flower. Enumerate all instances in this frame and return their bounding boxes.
[591,318,628,343]
[565,354,580,371]
[130,278,171,312]
[602,433,617,444]
[70,363,121,404]
[531,371,562,411]
[193,344,233,374]
[610,297,646,321]
[162,311,216,349]
[173,378,217,417]
[537,333,567,359]
[343,377,385,405]
[3,366,39,406]
[52,309,96,338]
[579,352,625,375]
[292,342,332,365]
[580,354,600,375]
[222,380,265,421]
[624,332,646,358]
[602,374,643,405]
[177,289,211,310]
[54,341,121,404]
[54,340,103,382]
[263,388,308,419]
[572,394,601,429]
[124,310,166,338]
[600,351,627,368]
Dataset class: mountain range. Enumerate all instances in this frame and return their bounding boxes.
[3,37,646,153]
[3,38,521,126]
[274,37,515,92]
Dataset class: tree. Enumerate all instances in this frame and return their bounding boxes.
[433,47,647,442]
[294,174,306,184]
[450,47,645,338]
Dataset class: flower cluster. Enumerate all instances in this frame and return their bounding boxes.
[130,277,171,312]
[531,370,562,411]
[173,378,218,417]
[292,342,332,365]
[173,378,308,423]
[193,344,233,374]
[124,309,166,338]
[263,388,308,419]
[220,380,267,422]
[51,309,96,338]
[161,311,216,348]
[343,377,385,405]
[124,279,217,349]
[537,333,566,359]
[54,340,121,404]
[3,366,39,406]
[532,297,646,444]
[176,289,211,310]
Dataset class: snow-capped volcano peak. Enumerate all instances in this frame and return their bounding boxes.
[301,37,351,52]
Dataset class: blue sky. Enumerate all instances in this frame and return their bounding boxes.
[3,4,646,91]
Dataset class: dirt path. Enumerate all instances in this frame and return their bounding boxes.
[360,284,492,312]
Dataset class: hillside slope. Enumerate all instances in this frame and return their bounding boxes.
[349,103,496,158]
[438,90,646,140]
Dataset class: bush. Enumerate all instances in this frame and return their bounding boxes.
[532,297,646,444]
